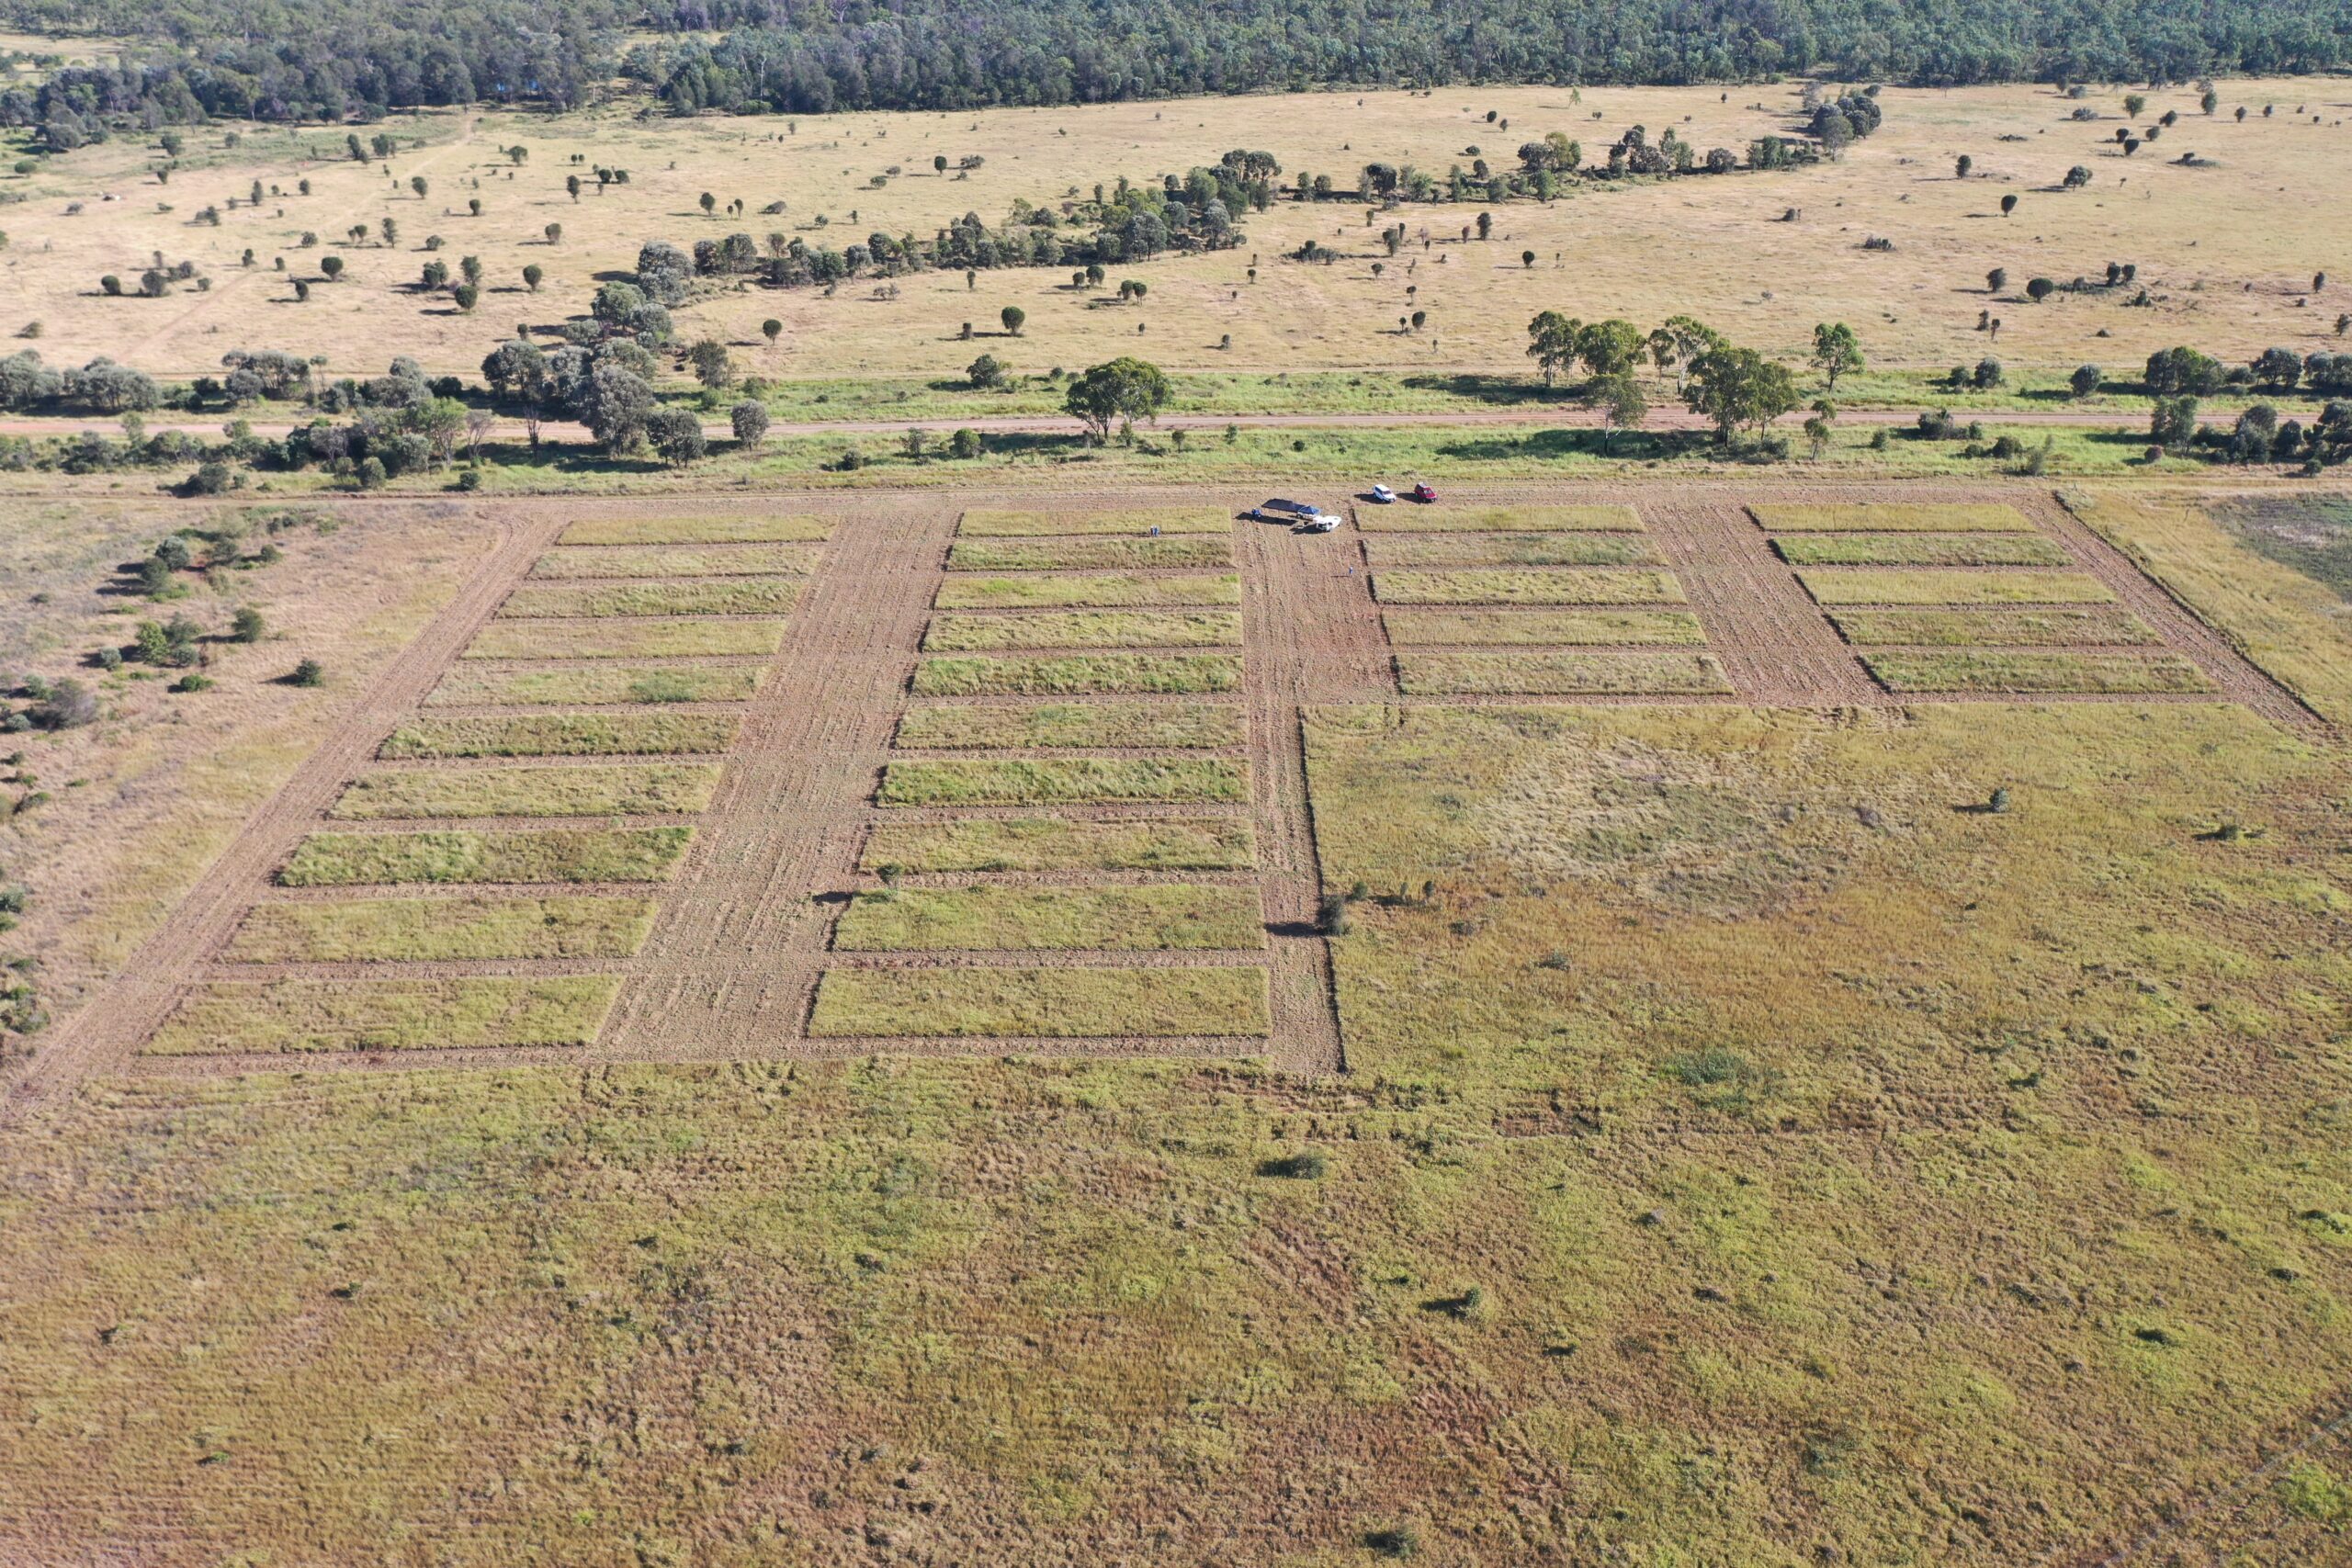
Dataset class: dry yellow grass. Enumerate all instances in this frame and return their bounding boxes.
[1358,505,1641,532]
[1753,503,2034,533]
[143,976,616,1055]
[1797,568,2114,605]
[557,515,831,545]
[460,619,786,660]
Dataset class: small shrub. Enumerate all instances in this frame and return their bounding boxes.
[229,606,265,642]
[1259,1150,1328,1179]
[170,672,212,693]
[288,658,324,687]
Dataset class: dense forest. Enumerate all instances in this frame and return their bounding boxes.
[0,0,2346,138]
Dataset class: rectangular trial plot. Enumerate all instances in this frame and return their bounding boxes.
[947,536,1232,571]
[1356,503,1641,532]
[529,544,820,579]
[379,713,737,760]
[1396,651,1734,695]
[1828,608,2161,648]
[878,757,1247,807]
[462,619,786,660]
[1385,609,1705,647]
[331,763,718,820]
[497,579,802,618]
[558,514,831,546]
[808,965,1270,1038]
[1751,502,2033,532]
[832,885,1264,952]
[862,817,1257,874]
[278,827,693,886]
[923,611,1241,651]
[144,976,617,1055]
[936,572,1241,609]
[1771,534,2070,567]
[1363,534,1662,568]
[1862,651,2216,694]
[424,666,763,707]
[221,895,656,963]
[913,653,1242,696]
[957,507,1230,536]
[1798,570,2114,606]
[894,701,1241,750]
[1374,569,1684,605]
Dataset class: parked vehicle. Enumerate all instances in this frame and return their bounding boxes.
[1410,482,1438,503]
[1369,484,1396,503]
[1300,513,1340,533]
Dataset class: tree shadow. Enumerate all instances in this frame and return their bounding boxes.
[1401,372,1577,408]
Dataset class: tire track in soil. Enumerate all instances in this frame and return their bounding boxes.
[1642,499,1884,705]
[0,509,561,1121]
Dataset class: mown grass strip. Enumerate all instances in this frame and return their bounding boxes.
[278,827,693,886]
[833,886,1264,952]
[895,701,1241,750]
[1374,569,1684,605]
[497,579,801,619]
[329,763,718,821]
[923,611,1241,651]
[1357,504,1641,533]
[947,536,1233,571]
[913,653,1242,695]
[808,965,1269,1038]
[424,666,763,707]
[145,976,617,1055]
[379,713,737,759]
[1396,651,1734,695]
[1751,502,2033,533]
[1364,534,1662,568]
[1772,533,2069,567]
[1798,569,2114,606]
[462,620,786,660]
[935,572,1241,609]
[861,817,1256,874]
[221,896,656,963]
[958,507,1229,536]
[1862,651,2216,694]
[559,514,831,546]
[1383,609,1706,647]
[530,544,820,579]
[879,757,1246,807]
[1827,608,2161,647]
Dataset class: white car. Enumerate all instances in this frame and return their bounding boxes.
[1369,484,1396,503]
[1301,513,1340,533]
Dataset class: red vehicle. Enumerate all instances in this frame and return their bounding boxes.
[1410,482,1438,503]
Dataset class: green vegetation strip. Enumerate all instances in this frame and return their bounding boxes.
[1397,651,1734,695]
[1799,570,2115,606]
[833,886,1263,952]
[1364,534,1662,568]
[808,965,1269,1038]
[1357,504,1640,533]
[330,763,718,821]
[862,817,1256,874]
[379,713,738,759]
[1384,609,1705,647]
[1772,533,2069,567]
[1862,651,2216,694]
[1375,569,1684,605]
[913,653,1241,695]
[879,758,1246,806]
[278,828,692,886]
[498,580,802,618]
[559,514,831,546]
[935,572,1241,609]
[1827,608,2160,647]
[145,976,616,1055]
[895,701,1240,750]
[947,536,1232,571]
[530,544,820,579]
[958,508,1229,536]
[424,666,763,707]
[1751,502,2033,533]
[221,896,656,963]
[924,611,1240,651]
[462,620,786,660]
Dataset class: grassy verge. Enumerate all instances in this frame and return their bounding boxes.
[1383,609,1706,646]
[1772,534,2070,567]
[277,827,692,886]
[329,763,718,820]
[808,965,1269,1037]
[923,611,1241,651]
[1827,608,2160,647]
[959,508,1231,536]
[1357,504,1640,532]
[860,817,1256,873]
[913,653,1242,695]
[220,896,656,962]
[144,976,616,1055]
[833,886,1263,952]
[558,515,830,546]
[424,666,763,707]
[1862,650,2217,694]
[935,572,1241,609]
[878,758,1246,807]
[379,713,738,759]
[1363,534,1661,568]
[530,544,820,579]
[1751,502,2033,532]
[1396,650,1734,695]
[947,537,1233,571]
[497,580,802,618]
[1798,569,2114,606]
[462,620,786,660]
[1374,569,1684,605]
[894,702,1240,750]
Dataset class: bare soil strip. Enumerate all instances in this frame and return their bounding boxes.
[1641,499,1885,705]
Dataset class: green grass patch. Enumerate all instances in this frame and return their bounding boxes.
[808,965,1268,1037]
[1375,569,1683,605]
[924,611,1240,651]
[1384,609,1706,646]
[1397,651,1734,695]
[913,653,1242,695]
[221,896,656,962]
[328,763,718,820]
[145,976,616,1055]
[957,508,1229,536]
[379,713,738,759]
[1772,534,2069,567]
[1364,533,1661,568]
[278,827,692,886]
[424,666,763,707]
[1862,651,2216,694]
[1751,502,2033,532]
[935,572,1240,609]
[530,544,820,579]
[497,580,802,618]
[461,619,786,660]
[947,536,1233,571]
[558,514,830,545]
[833,886,1263,952]
[1798,570,2114,606]
[1357,504,1640,532]
[894,701,1240,750]
[878,758,1246,806]
[860,817,1256,873]
[1827,608,2161,647]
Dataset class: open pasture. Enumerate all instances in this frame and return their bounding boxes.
[934,572,1241,609]
[328,763,719,820]
[1826,607,2162,647]
[1861,650,2217,694]
[423,665,764,707]
[143,976,617,1055]
[495,579,803,619]
[912,652,1243,695]
[220,896,657,963]
[378,712,739,759]
[831,886,1264,952]
[1753,502,2034,533]
[460,619,787,660]
[1383,609,1706,646]
[1357,505,1642,532]
[947,537,1234,571]
[1374,569,1684,605]
[808,965,1270,1038]
[893,701,1242,750]
[557,516,831,546]
[1363,534,1663,568]
[528,544,820,579]
[1396,650,1735,695]
[877,757,1248,807]
[1771,534,2070,568]
[1797,569,2115,605]
[859,816,1259,874]
[922,610,1241,651]
[277,827,693,886]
